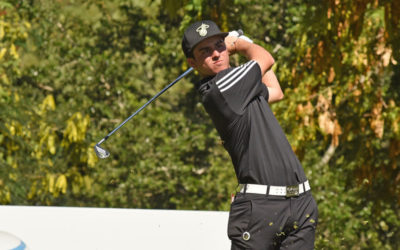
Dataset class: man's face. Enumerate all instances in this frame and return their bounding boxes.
[187,35,230,77]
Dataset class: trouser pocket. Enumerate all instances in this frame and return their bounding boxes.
[228,198,253,243]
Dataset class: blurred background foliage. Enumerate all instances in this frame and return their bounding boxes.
[1,0,399,248]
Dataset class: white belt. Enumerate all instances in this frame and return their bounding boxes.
[239,180,310,197]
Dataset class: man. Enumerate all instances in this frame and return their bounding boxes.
[182,20,318,250]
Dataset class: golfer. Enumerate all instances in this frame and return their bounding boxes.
[182,20,318,249]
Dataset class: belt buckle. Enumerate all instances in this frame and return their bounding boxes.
[286,185,299,197]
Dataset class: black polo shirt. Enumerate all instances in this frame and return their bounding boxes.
[197,60,307,186]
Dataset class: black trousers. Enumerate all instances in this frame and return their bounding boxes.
[228,191,318,250]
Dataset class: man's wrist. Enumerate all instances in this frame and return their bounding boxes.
[231,37,238,54]
[225,35,239,55]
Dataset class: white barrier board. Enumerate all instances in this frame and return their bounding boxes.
[0,206,231,250]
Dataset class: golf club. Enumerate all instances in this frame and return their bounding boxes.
[94,67,194,159]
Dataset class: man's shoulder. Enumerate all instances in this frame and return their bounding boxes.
[214,61,260,93]
[196,60,260,90]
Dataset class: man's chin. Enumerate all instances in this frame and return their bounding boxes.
[213,64,229,73]
[200,65,229,77]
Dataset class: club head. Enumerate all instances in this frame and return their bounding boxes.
[94,144,110,159]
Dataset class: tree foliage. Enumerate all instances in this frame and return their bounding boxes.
[1,0,399,248]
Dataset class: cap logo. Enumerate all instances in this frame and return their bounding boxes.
[196,23,209,37]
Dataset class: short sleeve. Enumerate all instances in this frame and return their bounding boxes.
[260,83,269,101]
[215,60,265,113]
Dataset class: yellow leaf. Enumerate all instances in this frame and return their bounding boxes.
[48,134,56,154]
[84,175,92,190]
[55,174,68,194]
[63,112,89,143]
[0,23,4,39]
[14,92,20,102]
[0,188,12,204]
[42,95,56,111]
[64,119,78,142]
[9,125,16,135]
[1,74,9,84]
[34,146,43,159]
[27,182,37,200]
[24,22,31,29]
[87,145,97,167]
[380,221,389,231]
[48,174,55,193]
[0,48,6,60]
[82,115,90,130]
[5,191,11,203]
[9,173,17,180]
[10,44,18,59]
[47,158,54,167]
[70,121,78,141]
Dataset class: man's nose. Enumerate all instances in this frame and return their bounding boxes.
[211,49,220,59]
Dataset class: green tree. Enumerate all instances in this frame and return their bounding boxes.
[1,0,399,248]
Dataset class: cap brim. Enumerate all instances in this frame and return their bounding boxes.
[190,32,229,55]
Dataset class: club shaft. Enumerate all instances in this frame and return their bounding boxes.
[98,67,194,145]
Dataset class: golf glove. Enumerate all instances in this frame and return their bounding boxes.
[228,30,253,43]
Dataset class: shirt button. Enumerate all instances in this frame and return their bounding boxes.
[242,231,251,241]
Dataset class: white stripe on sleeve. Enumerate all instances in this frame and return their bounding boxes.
[216,61,257,93]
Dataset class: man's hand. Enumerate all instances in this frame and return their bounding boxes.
[225,30,253,55]
[225,35,239,55]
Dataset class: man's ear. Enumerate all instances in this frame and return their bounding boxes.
[187,57,197,69]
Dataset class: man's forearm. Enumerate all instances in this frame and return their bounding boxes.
[262,69,284,103]
[226,36,274,75]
